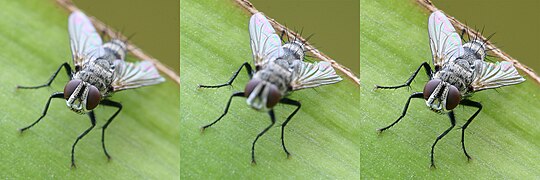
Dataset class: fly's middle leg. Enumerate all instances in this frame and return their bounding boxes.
[458,99,483,161]
[71,111,97,168]
[17,62,72,89]
[251,110,276,165]
[430,111,456,168]
[198,62,253,89]
[374,62,432,90]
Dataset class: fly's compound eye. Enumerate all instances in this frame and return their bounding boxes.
[423,79,441,100]
[266,84,281,109]
[445,85,461,110]
[86,85,101,110]
[245,79,261,97]
[64,80,82,99]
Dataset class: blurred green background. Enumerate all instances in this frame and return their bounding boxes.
[74,0,180,73]
[250,0,360,74]
[435,0,540,72]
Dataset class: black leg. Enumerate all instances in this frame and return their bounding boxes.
[201,92,245,130]
[71,111,97,168]
[251,110,276,165]
[17,62,72,89]
[458,99,483,161]
[375,62,432,90]
[198,62,253,88]
[98,99,123,160]
[378,92,424,132]
[430,111,456,168]
[20,92,64,132]
[278,98,301,158]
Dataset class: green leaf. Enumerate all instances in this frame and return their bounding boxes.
[360,0,540,178]
[0,0,179,178]
[180,0,360,178]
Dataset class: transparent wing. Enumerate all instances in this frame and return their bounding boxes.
[68,11,104,69]
[112,60,165,92]
[249,12,283,70]
[428,11,464,69]
[471,61,525,92]
[290,61,342,90]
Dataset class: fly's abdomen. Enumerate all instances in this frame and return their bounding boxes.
[462,40,486,61]
[281,40,305,62]
[102,39,127,61]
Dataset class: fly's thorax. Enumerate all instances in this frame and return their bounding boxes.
[102,39,127,61]
[462,39,486,60]
[423,79,461,113]
[74,59,115,95]
[244,62,292,111]
[63,79,101,114]
[435,59,474,94]
[281,40,305,62]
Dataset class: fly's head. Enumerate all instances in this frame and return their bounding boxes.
[63,79,101,114]
[423,79,461,113]
[244,78,281,112]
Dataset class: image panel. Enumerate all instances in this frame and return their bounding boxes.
[180,0,360,178]
[0,0,180,178]
[359,0,540,178]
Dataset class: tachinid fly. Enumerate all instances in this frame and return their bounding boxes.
[198,12,342,164]
[17,11,165,168]
[375,11,525,168]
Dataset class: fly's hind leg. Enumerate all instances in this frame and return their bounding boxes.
[17,62,72,89]
[374,62,432,90]
[198,62,253,89]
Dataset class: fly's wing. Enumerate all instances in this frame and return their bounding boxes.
[471,61,525,92]
[249,13,283,70]
[68,11,104,70]
[290,61,342,90]
[428,11,464,70]
[111,60,165,92]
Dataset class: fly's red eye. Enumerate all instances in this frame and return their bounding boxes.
[423,79,441,100]
[64,80,82,99]
[266,84,281,108]
[86,85,101,110]
[446,85,461,110]
[245,79,261,97]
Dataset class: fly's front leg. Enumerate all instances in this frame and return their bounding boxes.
[198,62,253,88]
[70,111,97,168]
[20,92,64,132]
[17,62,72,89]
[374,62,432,90]
[201,92,245,131]
[278,98,301,158]
[430,111,456,169]
[251,110,276,165]
[99,99,123,160]
[378,92,423,132]
[458,99,483,161]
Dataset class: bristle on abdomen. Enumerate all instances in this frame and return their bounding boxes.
[102,39,127,60]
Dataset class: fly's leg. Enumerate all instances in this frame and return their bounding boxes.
[201,92,245,131]
[198,62,253,88]
[251,110,276,165]
[278,98,301,158]
[99,100,123,161]
[19,92,64,132]
[17,62,72,89]
[430,111,456,169]
[378,92,423,132]
[71,111,97,168]
[458,99,483,161]
[374,62,432,90]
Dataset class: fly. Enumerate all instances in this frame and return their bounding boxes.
[17,11,165,168]
[198,12,342,164]
[374,11,525,168]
